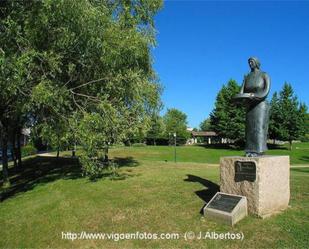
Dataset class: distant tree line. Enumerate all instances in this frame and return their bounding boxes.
[131,108,190,146]
[124,79,308,149]
[203,80,308,150]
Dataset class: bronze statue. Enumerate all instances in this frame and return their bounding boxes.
[234,57,270,157]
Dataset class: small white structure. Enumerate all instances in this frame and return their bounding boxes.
[187,131,220,145]
[21,128,31,146]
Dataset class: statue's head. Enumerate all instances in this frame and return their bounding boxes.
[248,57,260,70]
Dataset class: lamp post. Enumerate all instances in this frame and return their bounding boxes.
[168,132,171,146]
[173,132,177,163]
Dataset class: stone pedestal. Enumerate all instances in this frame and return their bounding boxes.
[220,156,290,218]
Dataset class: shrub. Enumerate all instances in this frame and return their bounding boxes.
[79,154,122,180]
[79,155,107,179]
[21,145,37,157]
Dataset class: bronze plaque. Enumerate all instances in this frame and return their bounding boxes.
[234,161,256,182]
[207,193,242,213]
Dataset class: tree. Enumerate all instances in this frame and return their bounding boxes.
[298,103,308,142]
[303,113,309,141]
[163,108,189,145]
[199,118,211,131]
[146,114,165,145]
[0,0,163,180]
[0,1,38,184]
[210,79,246,144]
[269,83,307,150]
[269,92,281,143]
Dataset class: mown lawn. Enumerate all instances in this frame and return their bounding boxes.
[108,142,309,165]
[1,150,309,248]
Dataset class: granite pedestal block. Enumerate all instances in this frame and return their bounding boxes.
[220,156,290,218]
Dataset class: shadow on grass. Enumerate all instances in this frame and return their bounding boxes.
[184,174,220,214]
[197,143,242,151]
[291,167,309,174]
[299,156,309,163]
[113,157,139,167]
[198,143,291,151]
[88,157,140,182]
[0,156,82,202]
[267,143,288,150]
[1,156,140,201]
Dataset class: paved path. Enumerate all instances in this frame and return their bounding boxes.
[37,152,56,157]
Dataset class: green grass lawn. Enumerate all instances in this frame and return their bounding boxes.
[1,145,309,248]
[107,142,309,165]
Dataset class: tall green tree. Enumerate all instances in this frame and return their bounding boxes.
[303,113,309,142]
[0,1,39,184]
[147,114,165,145]
[163,108,189,145]
[199,118,211,131]
[298,103,308,142]
[269,83,307,150]
[210,79,245,144]
[269,92,281,143]
[0,0,163,180]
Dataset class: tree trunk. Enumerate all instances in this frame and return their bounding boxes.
[289,140,292,151]
[72,134,76,157]
[12,133,17,169]
[104,153,108,162]
[72,141,76,157]
[1,128,10,186]
[56,134,60,158]
[104,146,109,162]
[16,130,22,168]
